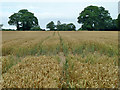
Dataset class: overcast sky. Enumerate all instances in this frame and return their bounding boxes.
[0,0,119,30]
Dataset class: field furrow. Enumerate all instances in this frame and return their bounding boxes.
[1,31,119,88]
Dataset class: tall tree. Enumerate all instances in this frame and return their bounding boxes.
[56,21,76,31]
[77,5,112,31]
[8,13,20,30]
[30,25,42,31]
[110,19,118,31]
[8,9,38,31]
[46,21,55,31]
[66,23,76,31]
[118,14,120,30]
[56,21,62,31]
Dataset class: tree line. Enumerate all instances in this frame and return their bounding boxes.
[2,5,120,31]
[46,21,76,31]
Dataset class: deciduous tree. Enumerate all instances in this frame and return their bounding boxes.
[8,9,38,31]
[46,21,55,31]
[77,5,112,31]
[118,14,120,30]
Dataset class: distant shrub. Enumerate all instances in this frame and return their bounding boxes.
[30,26,42,31]
[78,28,88,31]
[2,29,16,31]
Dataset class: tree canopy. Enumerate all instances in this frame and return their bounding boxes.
[46,21,76,31]
[56,21,62,31]
[66,23,76,31]
[30,25,42,31]
[56,21,76,31]
[46,21,55,31]
[7,6,118,31]
[77,5,112,31]
[118,14,120,30]
[8,9,38,31]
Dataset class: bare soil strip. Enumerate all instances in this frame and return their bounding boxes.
[58,32,66,68]
[59,52,66,68]
[58,32,67,87]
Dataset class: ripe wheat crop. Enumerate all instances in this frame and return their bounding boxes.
[1,31,118,88]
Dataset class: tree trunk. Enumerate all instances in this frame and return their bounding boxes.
[16,22,20,30]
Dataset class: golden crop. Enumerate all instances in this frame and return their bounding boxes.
[2,56,62,88]
[65,54,118,88]
[1,31,119,88]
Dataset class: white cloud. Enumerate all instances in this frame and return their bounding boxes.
[2,26,16,29]
[35,12,74,19]
[0,12,13,18]
[0,0,119,3]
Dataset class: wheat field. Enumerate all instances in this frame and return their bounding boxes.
[1,31,119,88]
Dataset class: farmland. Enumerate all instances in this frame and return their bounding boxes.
[1,31,119,88]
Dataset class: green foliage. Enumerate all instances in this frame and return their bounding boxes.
[30,25,42,31]
[78,28,85,31]
[8,9,38,31]
[66,23,76,31]
[6,6,119,31]
[117,14,120,30]
[56,21,62,31]
[109,19,118,31]
[46,21,55,31]
[56,21,76,31]
[2,29,15,31]
[77,5,113,31]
